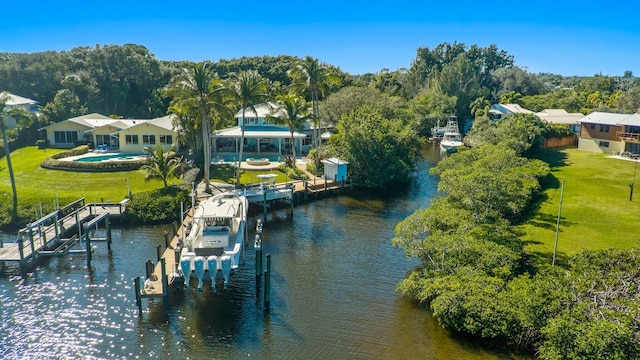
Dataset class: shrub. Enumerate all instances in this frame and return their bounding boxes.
[40,145,148,172]
[124,186,190,225]
[276,164,308,180]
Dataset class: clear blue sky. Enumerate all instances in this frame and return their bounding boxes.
[2,1,639,77]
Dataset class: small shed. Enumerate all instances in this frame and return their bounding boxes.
[321,157,349,182]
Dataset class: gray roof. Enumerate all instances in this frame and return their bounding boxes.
[536,109,584,125]
[489,103,533,115]
[1,92,38,106]
[617,113,640,126]
[577,112,632,125]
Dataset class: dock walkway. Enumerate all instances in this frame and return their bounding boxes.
[0,198,127,265]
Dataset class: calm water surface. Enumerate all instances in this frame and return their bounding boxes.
[0,145,529,359]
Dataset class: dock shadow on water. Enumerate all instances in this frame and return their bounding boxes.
[0,146,531,359]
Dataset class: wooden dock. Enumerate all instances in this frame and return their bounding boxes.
[137,208,194,299]
[0,198,127,267]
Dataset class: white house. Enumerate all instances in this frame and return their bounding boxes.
[1,92,40,129]
[40,113,179,153]
[489,103,533,120]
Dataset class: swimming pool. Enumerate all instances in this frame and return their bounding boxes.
[74,153,146,162]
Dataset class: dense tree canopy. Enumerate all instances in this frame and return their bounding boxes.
[327,106,421,188]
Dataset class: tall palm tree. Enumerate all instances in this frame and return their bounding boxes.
[165,63,227,193]
[141,144,182,189]
[227,70,269,187]
[0,93,17,218]
[287,56,342,148]
[267,93,312,164]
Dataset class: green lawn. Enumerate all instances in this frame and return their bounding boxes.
[519,147,640,266]
[0,147,291,205]
[0,146,174,203]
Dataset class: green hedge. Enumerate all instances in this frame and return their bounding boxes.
[124,186,191,225]
[40,145,148,172]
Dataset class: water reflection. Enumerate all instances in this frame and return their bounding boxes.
[0,146,529,359]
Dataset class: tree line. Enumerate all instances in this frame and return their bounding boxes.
[393,115,640,358]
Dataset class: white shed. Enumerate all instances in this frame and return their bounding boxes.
[321,157,349,182]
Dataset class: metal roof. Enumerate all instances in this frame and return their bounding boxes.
[536,109,584,125]
[577,112,632,125]
[212,125,306,139]
[617,113,640,126]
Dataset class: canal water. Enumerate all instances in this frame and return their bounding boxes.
[0,146,528,359]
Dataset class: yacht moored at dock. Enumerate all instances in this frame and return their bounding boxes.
[177,192,247,291]
[439,116,464,153]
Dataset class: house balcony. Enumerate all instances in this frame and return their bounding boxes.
[617,131,640,143]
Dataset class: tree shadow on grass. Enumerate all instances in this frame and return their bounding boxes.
[210,164,237,184]
[535,147,569,170]
[522,247,570,273]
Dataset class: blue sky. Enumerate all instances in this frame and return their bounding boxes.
[2,1,639,77]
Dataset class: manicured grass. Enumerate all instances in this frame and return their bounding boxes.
[211,164,292,186]
[519,147,640,266]
[0,146,175,203]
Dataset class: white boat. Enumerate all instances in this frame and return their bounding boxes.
[244,173,293,205]
[178,192,247,291]
[439,116,464,153]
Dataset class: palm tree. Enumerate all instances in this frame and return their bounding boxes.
[287,56,342,148]
[165,63,227,193]
[0,93,17,218]
[141,144,182,189]
[267,93,312,165]
[227,70,269,187]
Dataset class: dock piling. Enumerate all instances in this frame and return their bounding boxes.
[134,276,142,314]
[156,245,162,261]
[85,226,92,268]
[160,258,169,314]
[145,260,154,279]
[264,253,271,312]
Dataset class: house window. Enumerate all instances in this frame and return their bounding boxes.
[599,141,610,148]
[303,135,313,146]
[143,135,156,145]
[159,135,172,144]
[599,125,610,133]
[54,131,78,144]
[126,135,139,144]
[590,123,596,130]
[95,135,109,146]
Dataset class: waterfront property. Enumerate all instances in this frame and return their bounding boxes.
[577,112,640,154]
[211,102,325,158]
[39,113,180,153]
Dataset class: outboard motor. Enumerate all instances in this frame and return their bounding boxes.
[193,256,205,291]
[207,256,219,293]
[180,257,192,289]
[220,255,232,289]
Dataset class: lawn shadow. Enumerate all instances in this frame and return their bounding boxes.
[210,164,237,184]
[522,248,570,274]
[535,147,569,170]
